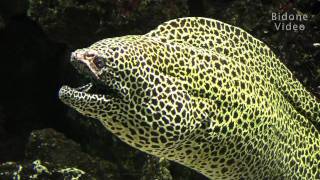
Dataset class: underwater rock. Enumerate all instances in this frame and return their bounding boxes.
[27,0,189,48]
[140,155,207,180]
[25,128,120,179]
[141,156,172,180]
[0,160,92,180]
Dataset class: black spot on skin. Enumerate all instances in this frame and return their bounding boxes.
[215,63,221,69]
[166,105,173,111]
[152,99,158,105]
[226,159,235,165]
[228,121,234,129]
[216,22,221,30]
[122,122,129,128]
[210,164,217,169]
[119,71,126,78]
[129,128,137,135]
[125,134,133,140]
[170,21,179,28]
[221,59,227,65]
[159,101,165,109]
[221,167,228,173]
[176,102,183,112]
[219,158,225,163]
[225,114,230,121]
[151,131,159,136]
[134,143,142,148]
[213,126,220,133]
[199,89,205,95]
[249,113,254,119]
[159,127,165,134]
[221,126,227,134]
[146,115,153,122]
[151,145,161,149]
[233,111,238,119]
[199,18,205,25]
[250,121,255,128]
[162,116,170,124]
[166,132,173,137]
[167,126,174,131]
[151,138,158,143]
[171,135,178,141]
[143,82,148,89]
[225,25,231,32]
[152,122,158,129]
[180,19,186,26]
[114,52,119,58]
[174,116,181,123]
[125,69,130,76]
[154,113,161,120]
[141,121,150,128]
[186,149,192,155]
[243,32,248,39]
[212,137,220,143]
[219,147,227,155]
[221,94,226,101]
[216,100,222,108]
[160,136,167,143]
[243,122,248,129]
[157,86,163,92]
[203,148,210,153]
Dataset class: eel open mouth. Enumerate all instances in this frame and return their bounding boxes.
[70,82,119,96]
[74,83,94,92]
[59,80,121,105]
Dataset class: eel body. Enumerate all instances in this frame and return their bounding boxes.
[59,17,320,179]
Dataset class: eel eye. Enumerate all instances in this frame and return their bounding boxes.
[84,52,95,59]
[93,57,105,69]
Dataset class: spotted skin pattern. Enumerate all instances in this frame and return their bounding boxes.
[59,17,320,179]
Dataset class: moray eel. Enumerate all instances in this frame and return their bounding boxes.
[59,17,320,179]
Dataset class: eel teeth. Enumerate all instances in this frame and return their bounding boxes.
[75,83,93,92]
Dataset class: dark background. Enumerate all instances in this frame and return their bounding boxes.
[0,0,319,179]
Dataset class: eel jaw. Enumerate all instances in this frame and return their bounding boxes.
[58,83,117,117]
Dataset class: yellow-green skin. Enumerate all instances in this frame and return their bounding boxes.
[59,17,320,179]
